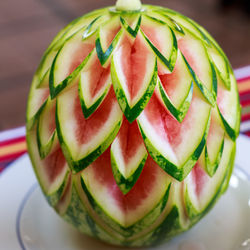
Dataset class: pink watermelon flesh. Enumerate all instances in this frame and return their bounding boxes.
[140,35,207,151]
[89,148,160,213]
[47,102,56,135]
[143,92,189,148]
[206,112,224,146]
[88,54,110,98]
[74,86,117,144]
[217,82,237,136]
[115,118,145,165]
[57,174,72,207]
[159,57,183,100]
[140,24,168,75]
[38,20,228,220]
[141,26,162,53]
[41,89,50,103]
[217,86,225,113]
[178,38,203,80]
[191,163,209,198]
[124,157,159,212]
[105,26,121,47]
[217,80,234,128]
[68,43,94,76]
[178,36,213,96]
[119,34,151,101]
[30,88,49,122]
[44,148,66,183]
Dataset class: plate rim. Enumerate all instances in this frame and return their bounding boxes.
[15,165,250,250]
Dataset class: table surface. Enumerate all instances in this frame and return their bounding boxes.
[0,0,250,131]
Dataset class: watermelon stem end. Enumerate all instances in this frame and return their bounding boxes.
[115,0,142,11]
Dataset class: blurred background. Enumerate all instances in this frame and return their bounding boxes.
[0,0,249,131]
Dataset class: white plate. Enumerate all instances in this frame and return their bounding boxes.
[0,135,250,250]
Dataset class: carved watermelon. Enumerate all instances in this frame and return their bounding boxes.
[26,0,241,246]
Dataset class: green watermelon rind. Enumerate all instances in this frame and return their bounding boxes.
[148,11,185,35]
[137,111,211,181]
[80,175,172,237]
[25,4,241,247]
[45,171,71,207]
[204,134,225,177]
[26,96,48,131]
[217,105,237,141]
[161,8,231,91]
[55,99,123,173]
[78,81,111,119]
[36,125,57,159]
[217,71,241,141]
[182,53,216,106]
[36,67,50,89]
[184,139,235,224]
[220,143,236,194]
[141,15,178,72]
[164,9,231,90]
[78,66,112,119]
[120,15,142,38]
[36,8,109,83]
[154,47,194,122]
[26,129,70,206]
[59,181,123,245]
[49,34,95,99]
[110,148,147,194]
[111,55,157,123]
[82,15,104,41]
[128,184,188,246]
[157,78,193,123]
[142,206,184,246]
[36,98,58,159]
[95,17,124,66]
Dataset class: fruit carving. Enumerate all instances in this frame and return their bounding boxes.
[26,0,241,246]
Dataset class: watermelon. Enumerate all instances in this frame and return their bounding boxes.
[26,0,241,246]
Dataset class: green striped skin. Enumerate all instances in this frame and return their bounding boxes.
[182,54,216,106]
[36,125,57,159]
[204,135,225,177]
[111,56,158,123]
[36,67,50,88]
[55,95,123,173]
[220,144,236,195]
[26,3,241,247]
[78,68,112,119]
[49,38,95,99]
[80,177,172,238]
[184,136,235,223]
[110,148,147,194]
[141,15,178,72]
[96,28,123,66]
[217,105,237,141]
[120,15,142,38]
[78,83,110,119]
[138,115,210,181]
[184,140,235,227]
[36,98,58,159]
[26,97,48,130]
[157,78,193,122]
[60,180,122,245]
[46,171,70,207]
[26,128,70,207]
[152,7,231,90]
